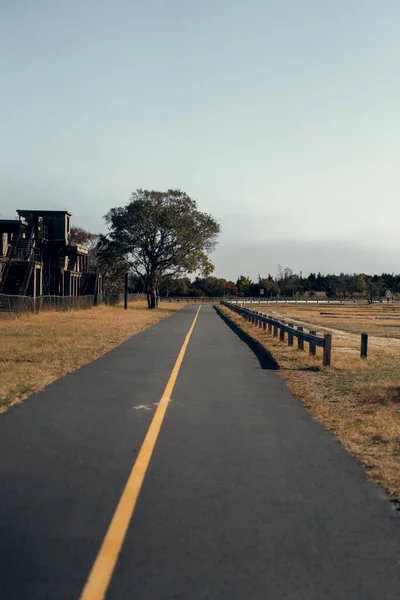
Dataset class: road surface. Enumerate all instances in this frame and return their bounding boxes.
[1,305,400,599]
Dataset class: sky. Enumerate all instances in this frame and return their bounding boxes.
[1,0,400,281]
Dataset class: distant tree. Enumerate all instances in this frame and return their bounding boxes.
[188,286,204,297]
[324,274,339,298]
[70,226,100,271]
[347,274,366,297]
[225,281,238,296]
[236,275,252,297]
[192,277,227,297]
[276,266,301,297]
[258,276,280,297]
[103,189,220,308]
[306,273,317,292]
[366,278,384,303]
[96,235,131,295]
[159,276,191,297]
[69,226,97,246]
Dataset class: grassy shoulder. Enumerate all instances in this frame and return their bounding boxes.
[218,304,400,501]
[0,301,182,413]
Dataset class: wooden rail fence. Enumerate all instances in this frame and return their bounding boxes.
[221,301,332,367]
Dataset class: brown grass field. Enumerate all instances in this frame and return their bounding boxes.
[0,301,182,414]
[220,302,400,501]
[264,301,400,337]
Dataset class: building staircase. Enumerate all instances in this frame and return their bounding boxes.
[0,228,40,295]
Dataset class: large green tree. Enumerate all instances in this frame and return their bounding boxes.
[103,189,221,308]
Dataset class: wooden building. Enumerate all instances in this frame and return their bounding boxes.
[0,209,101,297]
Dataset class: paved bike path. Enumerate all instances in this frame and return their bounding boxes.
[1,305,400,599]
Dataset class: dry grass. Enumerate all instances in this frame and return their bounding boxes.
[219,304,400,501]
[249,301,400,337]
[0,301,182,413]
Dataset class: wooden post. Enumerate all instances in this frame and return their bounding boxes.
[361,333,368,359]
[280,320,285,341]
[323,333,332,366]
[273,322,278,337]
[309,331,317,355]
[288,323,294,346]
[262,320,267,330]
[297,326,304,350]
[268,318,272,334]
[124,272,128,310]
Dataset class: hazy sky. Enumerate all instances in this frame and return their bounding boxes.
[1,1,399,280]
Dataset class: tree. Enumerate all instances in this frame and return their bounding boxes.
[276,266,300,297]
[96,235,131,295]
[236,276,252,297]
[192,277,227,297]
[159,276,191,297]
[70,226,128,294]
[366,278,384,303]
[103,189,221,308]
[70,226,100,270]
[225,281,238,296]
[70,226,97,247]
[259,276,280,297]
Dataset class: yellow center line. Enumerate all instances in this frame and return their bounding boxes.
[79,306,201,600]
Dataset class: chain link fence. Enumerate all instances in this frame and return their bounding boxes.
[0,293,143,314]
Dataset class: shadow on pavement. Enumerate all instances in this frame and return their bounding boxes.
[214,305,279,371]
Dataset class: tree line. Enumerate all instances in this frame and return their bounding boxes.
[129,269,398,302]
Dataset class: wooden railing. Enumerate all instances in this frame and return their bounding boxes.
[221,301,332,367]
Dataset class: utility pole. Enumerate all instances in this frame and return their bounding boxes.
[124,272,128,310]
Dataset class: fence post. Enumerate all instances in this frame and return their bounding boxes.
[280,320,286,341]
[273,321,278,337]
[361,333,368,359]
[309,331,317,355]
[124,272,129,309]
[288,323,294,346]
[323,334,332,366]
[268,318,272,334]
[297,326,304,350]
[262,319,266,330]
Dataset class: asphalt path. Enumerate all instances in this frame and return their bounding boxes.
[1,305,400,599]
